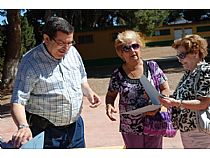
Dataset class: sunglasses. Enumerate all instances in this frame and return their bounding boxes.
[176,52,189,60]
[121,43,140,52]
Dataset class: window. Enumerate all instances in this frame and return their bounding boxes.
[197,26,210,32]
[78,35,93,44]
[154,29,170,36]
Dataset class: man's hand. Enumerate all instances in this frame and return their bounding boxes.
[82,82,101,108]
[87,91,101,108]
[12,127,32,148]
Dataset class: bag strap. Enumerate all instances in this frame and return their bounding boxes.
[143,60,149,77]
[143,60,159,89]
[144,60,160,91]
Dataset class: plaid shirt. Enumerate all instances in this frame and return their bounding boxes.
[11,43,87,126]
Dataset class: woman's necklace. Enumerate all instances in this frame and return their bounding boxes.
[123,60,144,79]
[126,65,143,79]
[130,71,136,78]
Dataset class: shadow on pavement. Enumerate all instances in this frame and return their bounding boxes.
[0,103,11,118]
[86,56,183,78]
[86,55,210,78]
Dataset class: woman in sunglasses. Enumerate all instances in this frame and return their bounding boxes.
[105,30,170,148]
[159,34,210,148]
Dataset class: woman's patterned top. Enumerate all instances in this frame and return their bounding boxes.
[108,60,167,135]
[172,60,210,132]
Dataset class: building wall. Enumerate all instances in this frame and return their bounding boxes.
[146,22,210,46]
[75,28,126,60]
[74,22,210,66]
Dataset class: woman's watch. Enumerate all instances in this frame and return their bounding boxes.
[18,124,29,130]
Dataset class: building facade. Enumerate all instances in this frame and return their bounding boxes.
[74,21,210,66]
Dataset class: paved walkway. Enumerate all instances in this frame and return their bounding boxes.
[0,95,183,149]
[82,96,183,149]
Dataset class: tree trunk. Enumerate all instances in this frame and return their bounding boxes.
[1,9,21,92]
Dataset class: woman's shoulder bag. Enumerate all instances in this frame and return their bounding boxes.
[142,60,177,138]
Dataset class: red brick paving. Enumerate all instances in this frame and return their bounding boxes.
[0,116,17,142]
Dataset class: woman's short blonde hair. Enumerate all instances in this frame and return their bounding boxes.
[172,34,208,59]
[114,30,145,57]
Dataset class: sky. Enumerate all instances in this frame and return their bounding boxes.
[0,15,6,25]
[0,9,27,25]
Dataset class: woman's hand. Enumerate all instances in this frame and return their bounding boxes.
[159,96,180,108]
[106,104,117,121]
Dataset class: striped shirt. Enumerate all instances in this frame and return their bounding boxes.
[11,43,87,126]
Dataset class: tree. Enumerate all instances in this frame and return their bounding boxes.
[132,10,170,36]
[1,9,21,90]
[183,9,210,21]
[20,16,36,56]
[0,27,6,78]
[24,9,46,44]
[0,10,7,79]
[23,9,171,39]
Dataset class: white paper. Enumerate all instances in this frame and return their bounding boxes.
[122,75,162,115]
[21,131,44,149]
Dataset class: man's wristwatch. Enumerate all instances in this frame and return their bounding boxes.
[18,124,29,130]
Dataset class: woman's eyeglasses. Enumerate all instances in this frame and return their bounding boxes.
[121,43,140,52]
[176,52,189,60]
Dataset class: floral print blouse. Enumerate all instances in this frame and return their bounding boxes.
[172,61,210,132]
[107,60,167,135]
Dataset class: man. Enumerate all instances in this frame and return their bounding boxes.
[10,16,101,149]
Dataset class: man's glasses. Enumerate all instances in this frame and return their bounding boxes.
[176,52,189,60]
[52,38,76,47]
[121,43,140,52]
